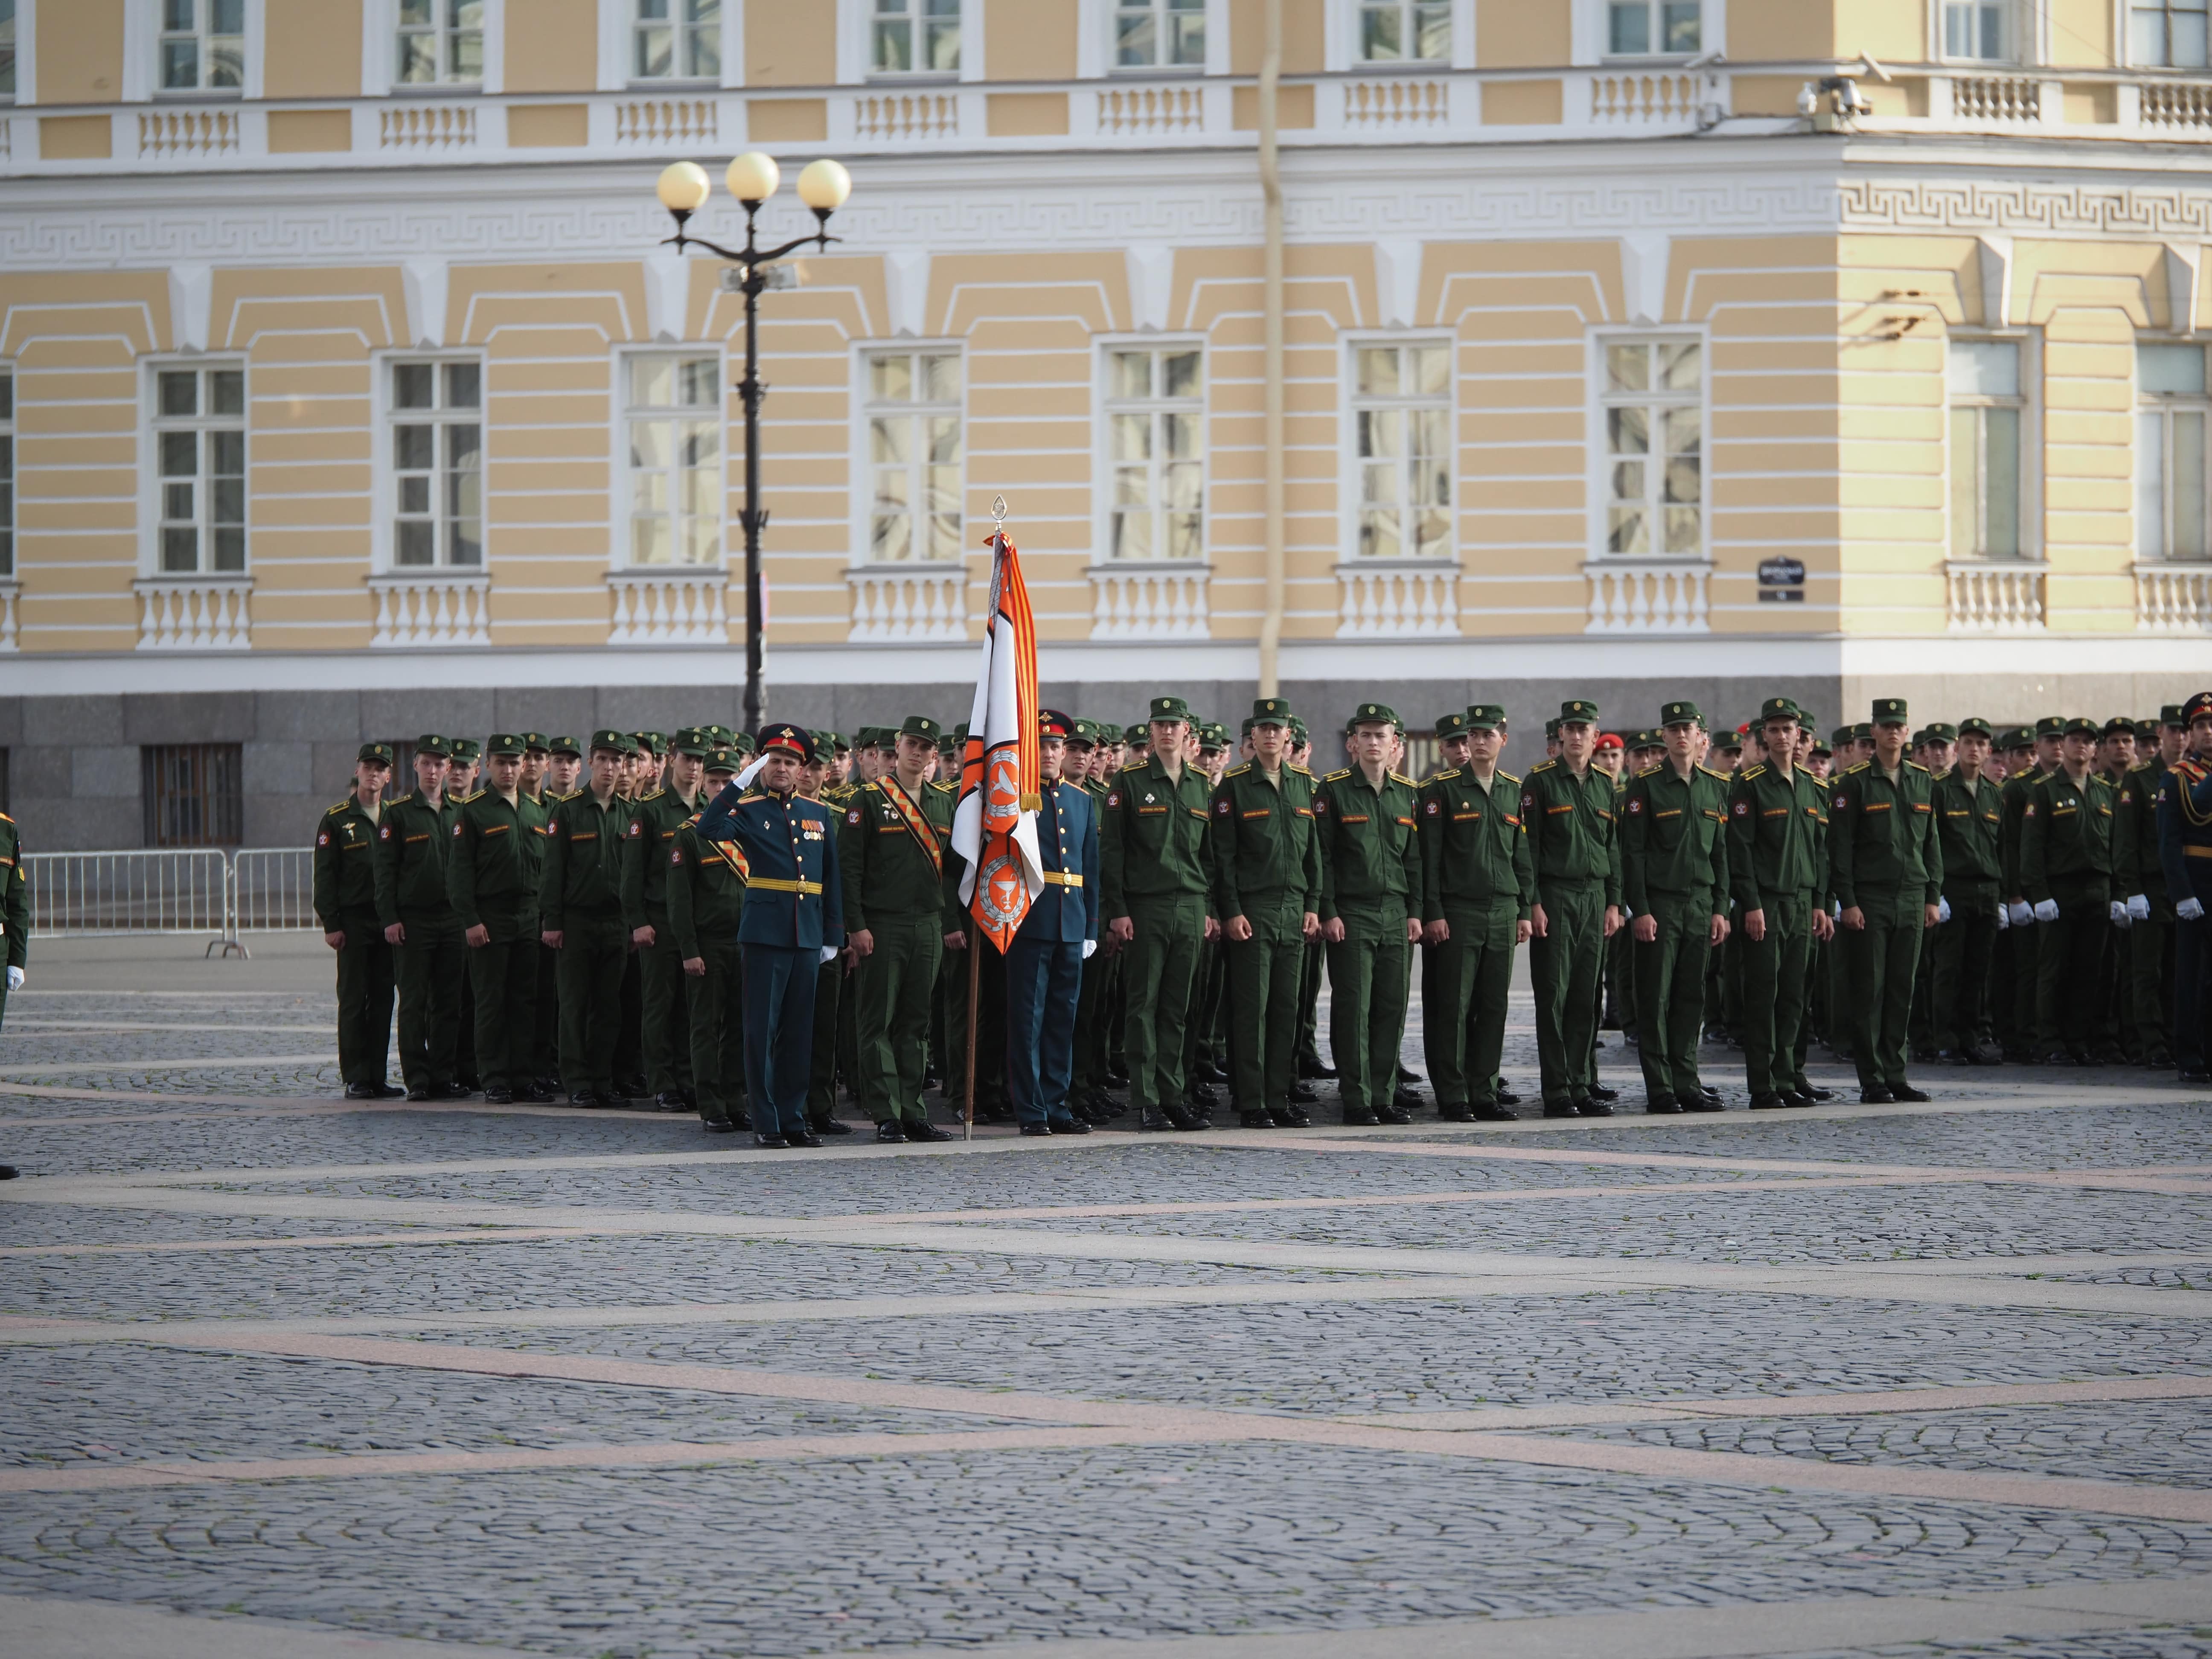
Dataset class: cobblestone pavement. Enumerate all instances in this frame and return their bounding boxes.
[2,975,2210,1659]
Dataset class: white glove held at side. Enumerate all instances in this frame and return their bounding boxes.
[2008,901,2035,926]
[2033,899,2061,924]
[1996,905,2009,931]
[2180,897,2207,922]
[1936,897,1952,924]
[4,965,20,991]
[2127,894,2151,922]
[2109,900,2131,929]
[1082,939,1097,960]
[819,945,839,965]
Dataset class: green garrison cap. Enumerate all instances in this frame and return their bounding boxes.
[704,747,741,773]
[588,728,637,756]
[1199,723,1229,751]
[448,738,481,763]
[484,732,526,758]
[521,732,548,753]
[1829,726,1855,748]
[1956,716,1994,739]
[824,731,850,753]
[1433,711,1472,739]
[1871,696,1909,726]
[357,741,397,766]
[2063,716,2101,739]
[1559,699,1598,725]
[1289,717,1310,741]
[1661,699,1703,728]
[632,731,664,757]
[899,713,942,743]
[2034,715,2066,739]
[671,727,712,758]
[1349,702,1399,729]
[2136,718,2160,745]
[1066,719,1097,748]
[1251,696,1293,726]
[1544,717,1560,740]
[1811,733,1832,755]
[730,730,758,756]
[1924,722,1957,743]
[548,734,583,758]
[1714,726,1744,748]
[1124,722,1149,744]
[1149,695,1193,723]
[2163,703,2189,727]
[2102,715,2136,738]
[1466,704,1507,732]
[1239,716,1255,736]
[1851,722,1874,742]
[414,733,453,759]
[1758,697,1801,725]
[703,724,737,747]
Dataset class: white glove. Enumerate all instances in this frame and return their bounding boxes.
[2180,897,2207,922]
[2127,894,2151,923]
[2033,899,2061,924]
[736,752,771,790]
[1082,939,1097,960]
[819,945,839,965]
[1995,903,2009,931]
[1831,899,1842,919]
[4,965,20,991]
[2008,901,2035,926]
[1936,897,1952,924]
[2109,900,2131,930]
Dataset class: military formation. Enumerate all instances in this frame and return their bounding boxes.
[291,688,2212,1149]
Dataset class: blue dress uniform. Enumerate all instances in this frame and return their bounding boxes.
[694,725,845,1144]
[2157,690,2212,1081]
[1005,713,1102,1132]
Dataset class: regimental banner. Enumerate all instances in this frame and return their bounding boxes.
[951,520,1042,953]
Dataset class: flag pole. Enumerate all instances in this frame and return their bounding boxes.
[963,513,1007,1143]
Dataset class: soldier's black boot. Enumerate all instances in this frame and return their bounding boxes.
[1471,1102,1517,1122]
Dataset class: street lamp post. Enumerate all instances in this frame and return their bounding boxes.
[654,152,853,735]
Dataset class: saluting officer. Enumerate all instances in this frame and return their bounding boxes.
[623,727,710,1112]
[1522,699,1624,1118]
[542,730,637,1108]
[695,724,845,1149]
[2020,716,2119,1065]
[1419,703,1533,1123]
[2115,705,2186,1069]
[841,713,957,1144]
[1211,696,1322,1129]
[447,734,547,1105]
[373,734,467,1102]
[1621,701,1730,1114]
[315,741,398,1100]
[1005,709,1101,1136]
[1727,698,1834,1109]
[1830,698,1943,1104]
[668,746,750,1133]
[1930,716,2004,1063]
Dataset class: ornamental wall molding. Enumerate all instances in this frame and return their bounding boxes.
[1839,175,2212,237]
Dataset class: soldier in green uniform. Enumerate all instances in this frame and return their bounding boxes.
[1287,717,1332,1091]
[1101,694,1217,1132]
[1210,696,1322,1129]
[1313,703,1422,1126]
[2021,716,2120,1064]
[372,735,466,1101]
[2114,705,2186,1068]
[1621,701,1730,1114]
[315,741,399,1100]
[1419,703,1533,1122]
[444,736,484,1091]
[0,799,24,1043]
[668,746,750,1132]
[1521,699,1624,1117]
[446,734,547,1105]
[800,734,857,1134]
[542,731,637,1107]
[1930,716,2004,1063]
[1829,698,1943,1103]
[841,714,958,1144]
[2000,716,2065,1057]
[620,727,708,1111]
[1727,698,1834,1109]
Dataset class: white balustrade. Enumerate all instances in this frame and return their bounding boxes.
[135,576,251,650]
[2139,81,2212,134]
[608,567,731,645]
[1089,562,1208,640]
[1583,559,1710,634]
[369,571,491,647]
[1950,75,2041,123]
[851,90,962,143]
[615,97,719,147]
[848,565,966,642]
[1586,71,1700,127]
[0,580,17,652]
[140,108,239,158]
[381,103,477,150]
[1336,561,1457,637]
[1095,82,1207,137]
[2134,562,2212,630]
[1339,77,1449,131]
[1945,561,2045,632]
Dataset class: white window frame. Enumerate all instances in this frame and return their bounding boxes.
[142,358,249,578]
[2135,339,2211,562]
[375,355,486,574]
[0,0,22,104]
[1340,334,1455,562]
[1109,0,1208,72]
[394,0,488,87]
[1350,0,1454,65]
[154,0,247,95]
[852,343,965,567]
[864,0,964,78]
[616,349,726,572]
[0,362,14,579]
[1934,0,2025,64]
[2128,0,2210,68]
[1945,332,2040,563]
[1095,338,1207,565]
[1586,328,1709,563]
[628,0,721,83]
[1600,0,1703,59]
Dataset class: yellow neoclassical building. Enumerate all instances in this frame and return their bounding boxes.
[1,0,2209,844]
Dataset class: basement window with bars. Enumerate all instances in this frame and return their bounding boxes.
[1106,346,1203,560]
[1600,338,1702,556]
[626,355,722,567]
[143,743,243,847]
[154,364,247,574]
[866,350,962,563]
[390,361,482,568]
[2137,341,2211,560]
[1949,340,2026,559]
[398,0,483,84]
[633,0,719,79]
[159,0,245,92]
[1353,342,1452,559]
[1359,0,1449,61]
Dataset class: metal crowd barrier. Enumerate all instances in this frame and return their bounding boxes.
[21,847,324,960]
[230,847,319,938]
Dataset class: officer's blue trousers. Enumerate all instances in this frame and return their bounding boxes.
[742,943,818,1136]
[1006,936,1083,1125]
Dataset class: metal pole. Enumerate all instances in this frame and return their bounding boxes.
[963,937,979,1141]
[739,204,767,735]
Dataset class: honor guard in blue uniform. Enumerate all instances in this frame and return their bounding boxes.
[694,723,846,1147]
[2158,689,2212,1083]
[1005,710,1102,1135]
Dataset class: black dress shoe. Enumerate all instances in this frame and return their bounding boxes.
[1541,1102,1579,1118]
[1576,1099,1614,1118]
[1051,1118,1092,1135]
[441,1082,475,1099]
[1186,1083,1219,1108]
[1496,1087,1522,1106]
[1375,1104,1413,1125]
[1193,1062,1227,1085]
[1781,1090,1819,1108]
[1238,1108,1273,1129]
[617,1077,648,1099]
[1298,1058,1338,1080]
[1889,1084,1932,1103]
[483,1088,514,1105]
[0,1164,17,1179]
[875,1120,907,1143]
[1140,1111,1174,1132]
[1340,1109,1380,1126]
[1682,1093,1724,1112]
[1269,1105,1312,1128]
[1749,1091,1786,1109]
[730,1110,752,1131]
[786,1128,824,1148]
[753,1132,789,1149]
[2179,1068,2212,1086]
[567,1091,597,1107]
[1019,1123,1053,1136]
[903,1120,954,1142]
[1796,1085,1835,1101]
[1585,1084,1620,1103]
[1471,1103,1518,1122]
[702,1116,740,1134]
[1396,1064,1422,1084]
[814,1118,855,1135]
[1437,1103,1471,1123]
[344,1083,381,1100]
[1289,1081,1320,1104]
[375,1083,407,1098]
[1699,1086,1721,1102]
[1860,1086,1895,1104]
[1645,1096,1683,1114]
[1180,1114,1213,1132]
[655,1091,688,1113]
[597,1091,629,1111]
[407,1085,433,1102]
[1391,1085,1422,1111]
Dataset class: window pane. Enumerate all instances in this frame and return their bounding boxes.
[2133,9,2169,66]
[1166,510,1201,559]
[2180,13,2210,66]
[450,0,483,26]
[163,526,199,571]
[631,419,672,470]
[632,358,672,407]
[212,527,245,570]
[1116,14,1157,66]
[1361,462,1398,506]
[1111,508,1152,559]
[400,0,431,21]
[1662,505,1700,553]
[1610,460,1644,501]
[870,418,908,465]
[1609,1,1650,54]
[397,521,435,565]
[207,39,242,88]
[210,429,244,476]
[1111,413,1150,461]
[209,371,244,416]
[1163,411,1198,458]
[399,474,430,514]
[1112,465,1148,506]
[161,431,198,477]
[924,8,958,61]
[164,481,195,520]
[1362,6,1403,60]
[1949,406,1980,555]
[871,355,912,403]
[2138,409,2168,556]
[398,35,437,81]
[1661,406,1700,459]
[1356,347,1398,398]
[1607,407,1649,455]
[396,425,434,470]
[393,363,434,409]
[2176,408,2206,556]
[1949,339,2020,396]
[450,30,483,79]
[874,17,911,70]
[160,370,198,417]
[678,359,719,406]
[1168,11,1204,61]
[1109,350,1150,399]
[164,0,195,28]
[1414,4,1450,58]
[1361,509,1401,559]
[1658,341,1700,391]
[161,40,198,87]
[1982,405,2020,556]
[1660,1,1700,52]
[1663,454,1700,505]
[923,353,960,401]
[687,26,720,76]
[445,421,480,472]
[639,0,669,16]
[1605,344,1647,392]
[0,376,12,421]
[1358,408,1402,460]
[2141,342,2206,395]
[870,509,911,563]
[1607,506,1650,553]
[928,510,961,561]
[1162,351,1201,398]
[926,414,959,466]
[1412,344,1450,396]
[636,24,673,77]
[444,362,481,408]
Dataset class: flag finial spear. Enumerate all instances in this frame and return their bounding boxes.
[990,494,1008,531]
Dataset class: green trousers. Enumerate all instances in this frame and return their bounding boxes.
[639,922,693,1096]
[1844,889,1926,1089]
[2036,883,2112,1057]
[1121,893,1206,1115]
[333,919,394,1088]
[808,955,844,1126]
[393,917,464,1093]
[1632,894,1712,1099]
[555,913,628,1097]
[467,934,539,1095]
[1224,894,1306,1113]
[1326,900,1412,1115]
[855,913,943,1123]
[1930,884,1998,1054]
[1738,892,1811,1097]
[1530,880,1605,1105]
[1071,941,1105,1099]
[684,939,746,1125]
[1424,898,1518,1108]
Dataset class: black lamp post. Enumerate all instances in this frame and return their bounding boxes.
[655,152,853,736]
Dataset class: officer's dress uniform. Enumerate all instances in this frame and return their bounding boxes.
[2116,753,2175,1064]
[2157,746,2212,1077]
[1727,758,1825,1102]
[1621,759,1729,1110]
[373,786,464,1096]
[839,772,955,1129]
[695,775,845,1139]
[1210,758,1321,1123]
[0,810,27,1037]
[1314,763,1423,1123]
[2020,765,2117,1062]
[542,786,634,1102]
[1522,760,1623,1112]
[622,785,703,1104]
[447,782,544,1101]
[314,793,393,1093]
[1006,774,1101,1129]
[667,803,749,1130]
[1417,765,1533,1118]
[1100,754,1215,1127]
[1830,758,1942,1094]
[1930,765,2003,1058]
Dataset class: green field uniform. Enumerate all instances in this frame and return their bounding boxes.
[313,794,393,1090]
[1521,759,1623,1108]
[1071,770,1113,1109]
[1418,765,1532,1114]
[372,788,463,1094]
[2020,764,2118,1060]
[0,811,29,1037]
[1829,758,1943,1091]
[621,785,704,1100]
[1315,763,1422,1120]
[1930,767,2003,1054]
[1726,759,1825,1099]
[447,783,545,1098]
[1101,752,1214,1123]
[1210,758,1321,1118]
[1998,762,2047,1052]
[542,787,633,1100]
[840,773,954,1126]
[666,812,748,1129]
[1621,760,1730,1104]
[2114,754,2174,1062]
